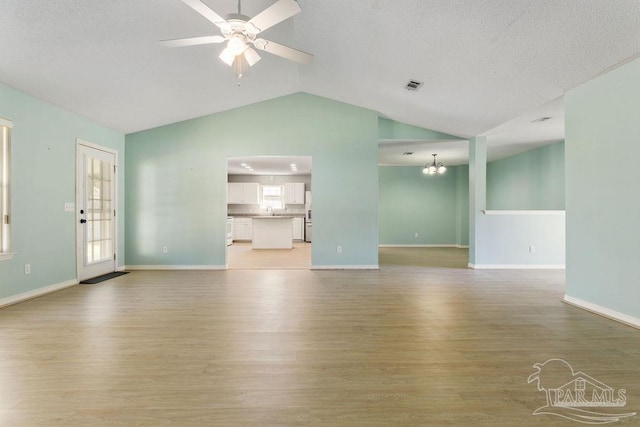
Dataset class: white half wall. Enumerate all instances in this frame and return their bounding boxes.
[470,210,565,268]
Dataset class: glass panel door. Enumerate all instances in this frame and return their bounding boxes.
[77,143,116,281]
[86,156,113,264]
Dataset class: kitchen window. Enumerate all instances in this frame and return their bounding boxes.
[0,118,12,260]
[261,185,284,210]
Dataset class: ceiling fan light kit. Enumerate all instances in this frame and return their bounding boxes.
[161,0,313,79]
[231,53,253,79]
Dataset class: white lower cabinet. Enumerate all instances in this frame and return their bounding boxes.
[232,218,253,241]
[292,217,304,241]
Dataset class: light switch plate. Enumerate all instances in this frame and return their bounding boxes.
[64,202,75,212]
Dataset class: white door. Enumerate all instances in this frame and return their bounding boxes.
[76,142,117,281]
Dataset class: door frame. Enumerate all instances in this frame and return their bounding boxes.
[225,155,313,270]
[76,139,119,281]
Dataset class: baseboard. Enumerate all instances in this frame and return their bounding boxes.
[116,265,126,272]
[483,210,565,216]
[125,265,227,271]
[311,265,380,270]
[468,263,566,269]
[379,244,468,248]
[563,295,640,330]
[0,279,78,309]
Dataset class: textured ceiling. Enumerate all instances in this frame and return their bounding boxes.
[2,0,640,166]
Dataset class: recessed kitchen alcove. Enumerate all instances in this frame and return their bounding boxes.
[225,156,312,269]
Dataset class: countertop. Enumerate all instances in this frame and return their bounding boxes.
[229,213,305,218]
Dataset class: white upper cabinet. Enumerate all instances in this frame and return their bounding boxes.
[228,183,260,204]
[284,183,305,205]
[243,183,260,204]
[228,183,243,204]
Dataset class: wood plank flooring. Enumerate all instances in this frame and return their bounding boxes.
[227,242,311,270]
[1,250,639,426]
[379,246,469,269]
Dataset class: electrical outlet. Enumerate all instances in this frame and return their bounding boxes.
[529,245,535,254]
[163,246,168,254]
[24,264,31,275]
[337,245,342,254]
[415,232,419,238]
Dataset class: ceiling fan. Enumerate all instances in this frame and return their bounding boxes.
[161,0,313,78]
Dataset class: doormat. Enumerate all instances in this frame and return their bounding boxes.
[80,271,129,284]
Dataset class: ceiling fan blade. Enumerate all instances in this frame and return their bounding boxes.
[159,35,226,48]
[247,0,301,34]
[253,39,313,64]
[181,0,228,29]
[244,48,262,67]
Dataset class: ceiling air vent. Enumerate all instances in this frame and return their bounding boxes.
[531,116,552,123]
[405,80,423,91]
[402,152,414,156]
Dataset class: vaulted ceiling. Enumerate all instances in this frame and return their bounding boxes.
[2,1,640,165]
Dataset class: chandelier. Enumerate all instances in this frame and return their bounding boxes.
[422,154,446,175]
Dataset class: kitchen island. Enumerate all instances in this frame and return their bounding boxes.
[252,216,294,249]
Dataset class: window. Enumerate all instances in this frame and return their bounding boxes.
[261,185,284,210]
[0,118,12,260]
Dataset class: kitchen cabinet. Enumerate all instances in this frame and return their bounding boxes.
[228,183,260,204]
[226,217,233,246]
[232,218,253,240]
[284,183,305,205]
[292,217,304,241]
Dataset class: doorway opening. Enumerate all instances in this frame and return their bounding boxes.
[226,156,312,269]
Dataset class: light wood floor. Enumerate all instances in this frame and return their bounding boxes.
[227,244,469,270]
[1,252,639,426]
[379,246,469,269]
[227,242,311,269]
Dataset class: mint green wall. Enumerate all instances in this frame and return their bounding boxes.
[456,165,469,246]
[487,142,565,210]
[565,56,640,318]
[378,117,461,140]
[468,136,487,266]
[378,165,468,246]
[0,82,125,299]
[125,93,379,268]
[377,118,467,246]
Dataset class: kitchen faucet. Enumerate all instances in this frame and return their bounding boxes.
[266,206,274,216]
